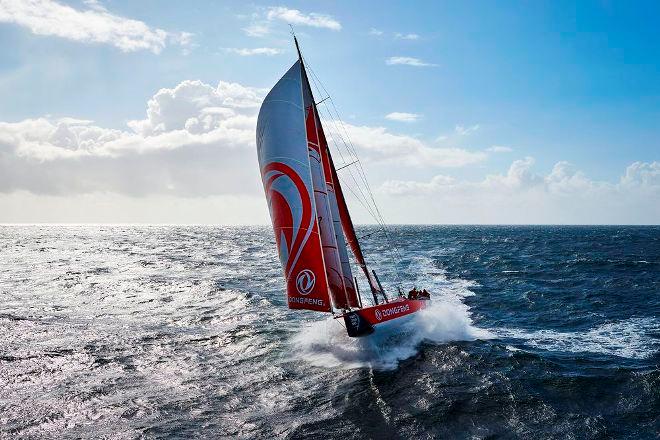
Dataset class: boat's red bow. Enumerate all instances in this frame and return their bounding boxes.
[339,297,429,337]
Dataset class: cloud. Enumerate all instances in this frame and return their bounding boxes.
[454,124,480,136]
[0,76,483,203]
[242,23,270,37]
[620,161,660,188]
[487,145,513,153]
[377,158,660,224]
[386,56,436,67]
[0,79,267,196]
[266,6,341,30]
[394,33,420,40]
[482,157,544,189]
[0,0,191,53]
[385,112,421,122]
[331,124,487,168]
[380,174,456,195]
[436,124,480,142]
[369,28,383,36]
[127,80,264,136]
[224,47,282,56]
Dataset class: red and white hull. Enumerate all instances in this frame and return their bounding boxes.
[340,297,428,337]
[356,297,427,325]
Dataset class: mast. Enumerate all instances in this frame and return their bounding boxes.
[294,35,303,62]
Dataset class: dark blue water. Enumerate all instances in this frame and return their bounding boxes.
[1,225,658,439]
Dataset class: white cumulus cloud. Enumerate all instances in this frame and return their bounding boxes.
[0,75,483,202]
[266,6,341,30]
[620,161,660,188]
[333,124,486,168]
[0,0,191,53]
[377,158,660,224]
[0,79,267,196]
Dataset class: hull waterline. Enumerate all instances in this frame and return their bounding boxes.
[339,298,429,337]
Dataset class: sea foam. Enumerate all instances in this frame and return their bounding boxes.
[291,256,492,370]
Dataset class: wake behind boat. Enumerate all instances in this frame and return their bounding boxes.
[256,36,430,337]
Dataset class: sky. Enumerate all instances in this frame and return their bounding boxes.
[0,0,658,224]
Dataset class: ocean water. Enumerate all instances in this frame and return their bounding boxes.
[1,225,658,439]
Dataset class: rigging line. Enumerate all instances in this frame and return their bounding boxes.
[301,54,405,288]
[336,160,359,171]
[319,123,378,218]
[308,74,397,244]
[306,80,382,223]
[340,177,382,225]
[307,66,389,228]
[311,121,396,287]
[303,61,406,288]
[305,75,383,225]
[306,67,394,252]
[312,81,405,267]
[302,61,401,295]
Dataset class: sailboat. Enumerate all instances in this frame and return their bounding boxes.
[256,36,429,337]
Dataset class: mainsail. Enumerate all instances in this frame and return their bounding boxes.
[256,60,331,312]
[257,38,381,312]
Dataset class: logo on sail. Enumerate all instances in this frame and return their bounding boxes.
[296,269,316,295]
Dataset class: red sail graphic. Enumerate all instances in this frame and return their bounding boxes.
[262,162,331,312]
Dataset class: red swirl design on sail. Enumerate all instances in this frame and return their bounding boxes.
[262,162,313,276]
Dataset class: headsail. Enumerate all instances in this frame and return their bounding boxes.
[315,117,361,308]
[325,139,383,299]
[256,61,332,312]
[301,54,356,310]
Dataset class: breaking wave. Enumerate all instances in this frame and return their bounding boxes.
[292,256,492,370]
[497,317,660,360]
